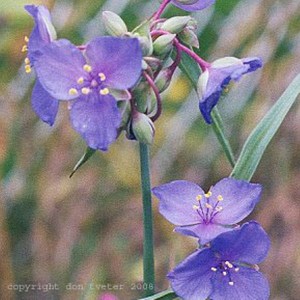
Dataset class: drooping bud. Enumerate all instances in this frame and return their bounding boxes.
[155,68,174,93]
[133,82,156,113]
[132,20,153,56]
[117,100,132,130]
[131,112,155,145]
[160,16,192,34]
[153,34,176,56]
[102,11,128,36]
[143,57,162,72]
[178,28,199,48]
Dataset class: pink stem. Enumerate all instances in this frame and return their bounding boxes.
[152,0,171,20]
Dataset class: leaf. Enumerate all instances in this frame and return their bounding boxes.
[69,147,96,178]
[139,289,178,300]
[231,73,300,181]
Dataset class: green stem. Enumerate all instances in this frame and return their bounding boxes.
[211,108,236,168]
[139,142,155,297]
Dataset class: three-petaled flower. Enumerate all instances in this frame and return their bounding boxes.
[152,177,262,244]
[168,221,270,300]
[197,56,263,123]
[33,37,142,150]
[171,0,215,11]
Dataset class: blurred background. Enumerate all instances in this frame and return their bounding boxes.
[0,0,300,299]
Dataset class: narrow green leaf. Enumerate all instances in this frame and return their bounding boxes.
[69,147,96,178]
[139,289,178,300]
[231,73,300,181]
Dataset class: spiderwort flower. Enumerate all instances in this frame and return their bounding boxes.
[152,178,262,244]
[171,0,215,12]
[168,221,270,300]
[197,56,263,123]
[34,37,142,150]
[24,5,59,126]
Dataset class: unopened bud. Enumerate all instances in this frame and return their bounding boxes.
[143,57,162,72]
[178,28,199,48]
[102,11,128,36]
[155,68,174,93]
[133,82,155,113]
[132,20,153,56]
[117,100,132,130]
[153,34,176,56]
[160,16,192,34]
[131,112,155,145]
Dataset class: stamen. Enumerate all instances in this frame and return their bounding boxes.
[217,195,223,201]
[100,88,110,95]
[83,64,92,72]
[216,206,223,212]
[224,87,229,93]
[234,267,240,272]
[69,88,78,96]
[81,87,90,95]
[193,205,199,210]
[24,36,29,43]
[21,45,28,52]
[225,261,233,268]
[24,57,30,65]
[91,79,98,87]
[205,191,212,198]
[211,267,217,272]
[98,72,106,81]
[77,77,84,84]
[222,271,227,276]
[205,203,213,209]
[25,65,31,73]
[228,281,234,286]
[196,195,202,201]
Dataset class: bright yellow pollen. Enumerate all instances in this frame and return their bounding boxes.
[25,65,31,73]
[100,88,109,95]
[24,36,29,42]
[225,261,233,268]
[205,203,213,209]
[193,205,199,210]
[21,45,28,52]
[211,267,217,272]
[229,281,234,286]
[81,87,90,95]
[98,72,106,81]
[205,191,212,198]
[83,64,92,72]
[77,77,84,84]
[69,88,78,95]
[196,195,202,201]
[217,195,223,201]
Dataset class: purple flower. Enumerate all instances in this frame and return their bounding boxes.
[171,0,215,11]
[197,57,263,123]
[24,5,59,126]
[152,177,262,244]
[168,221,270,300]
[34,37,142,150]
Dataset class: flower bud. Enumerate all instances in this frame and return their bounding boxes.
[132,20,153,56]
[153,34,176,56]
[178,28,199,48]
[155,68,174,93]
[133,82,156,113]
[160,16,192,34]
[117,100,132,130]
[143,57,162,72]
[102,11,128,36]
[131,112,155,145]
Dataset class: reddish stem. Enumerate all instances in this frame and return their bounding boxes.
[152,0,171,20]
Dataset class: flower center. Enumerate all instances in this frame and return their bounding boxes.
[68,65,109,96]
[192,191,224,224]
[211,260,239,286]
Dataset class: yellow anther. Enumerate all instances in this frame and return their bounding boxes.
[83,64,92,72]
[98,72,106,81]
[24,57,30,65]
[69,88,78,96]
[217,195,223,201]
[229,281,234,286]
[216,206,223,212]
[196,195,202,201]
[205,203,213,209]
[205,191,212,198]
[21,45,28,52]
[81,87,90,95]
[224,87,229,93]
[222,271,227,276]
[100,88,110,95]
[193,205,199,210]
[24,36,29,43]
[25,65,31,73]
[225,261,233,268]
[211,267,217,272]
[77,77,84,84]
[234,267,240,272]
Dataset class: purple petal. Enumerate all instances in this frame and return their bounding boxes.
[171,0,215,12]
[211,222,270,264]
[31,80,59,126]
[24,5,56,60]
[241,57,263,73]
[86,37,142,90]
[175,223,235,244]
[70,92,121,151]
[34,39,87,100]
[152,180,205,226]
[168,248,217,300]
[211,267,270,300]
[209,178,262,224]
